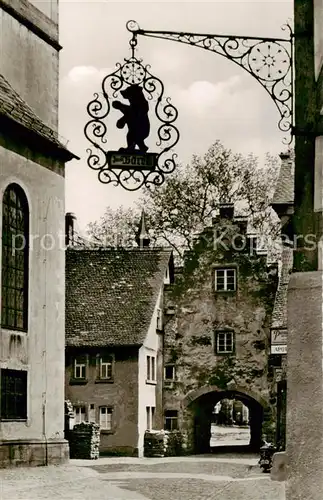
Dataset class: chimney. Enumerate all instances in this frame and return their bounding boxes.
[135,210,150,248]
[219,202,234,219]
[65,212,76,247]
[271,151,294,217]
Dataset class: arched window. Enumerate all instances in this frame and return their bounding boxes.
[1,184,29,331]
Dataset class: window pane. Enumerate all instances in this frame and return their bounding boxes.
[165,410,178,431]
[226,334,233,350]
[165,365,175,380]
[74,360,86,379]
[151,357,155,380]
[216,332,234,353]
[1,369,27,419]
[100,407,112,429]
[74,406,86,424]
[146,356,150,380]
[215,269,236,291]
[216,269,225,290]
[100,359,113,379]
[1,185,29,331]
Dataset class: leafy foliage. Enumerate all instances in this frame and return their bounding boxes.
[83,206,138,248]
[84,141,281,260]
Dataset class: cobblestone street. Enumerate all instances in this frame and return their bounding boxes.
[0,455,285,500]
[89,455,285,500]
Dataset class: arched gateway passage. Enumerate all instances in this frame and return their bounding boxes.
[182,386,268,454]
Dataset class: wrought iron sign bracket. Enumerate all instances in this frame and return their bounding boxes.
[127,20,293,144]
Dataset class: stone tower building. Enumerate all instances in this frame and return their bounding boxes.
[0,0,76,466]
[163,203,278,453]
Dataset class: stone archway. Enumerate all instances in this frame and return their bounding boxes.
[181,385,270,454]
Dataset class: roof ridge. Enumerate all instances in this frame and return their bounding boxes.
[66,247,172,253]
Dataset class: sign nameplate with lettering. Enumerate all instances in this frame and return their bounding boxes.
[107,151,158,170]
[271,328,287,355]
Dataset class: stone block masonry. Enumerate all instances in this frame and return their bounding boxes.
[163,207,278,453]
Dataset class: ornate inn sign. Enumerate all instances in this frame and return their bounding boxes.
[84,20,180,191]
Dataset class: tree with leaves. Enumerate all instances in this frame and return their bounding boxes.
[82,206,138,248]
[84,140,281,261]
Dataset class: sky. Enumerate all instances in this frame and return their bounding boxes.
[58,0,293,230]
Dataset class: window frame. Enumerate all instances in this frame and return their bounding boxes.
[164,410,178,431]
[0,369,28,421]
[99,406,113,431]
[74,357,87,380]
[73,405,86,425]
[1,184,29,332]
[96,354,114,382]
[214,267,237,292]
[215,330,235,355]
[146,355,157,384]
[164,365,175,381]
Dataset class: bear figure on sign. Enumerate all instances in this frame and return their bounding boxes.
[112,84,150,153]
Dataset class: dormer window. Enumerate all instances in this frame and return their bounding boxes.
[214,268,236,292]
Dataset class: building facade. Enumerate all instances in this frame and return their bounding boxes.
[162,203,278,453]
[65,247,173,457]
[270,151,294,452]
[279,2,323,497]
[0,0,76,466]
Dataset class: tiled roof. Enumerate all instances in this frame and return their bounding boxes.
[0,73,77,159]
[272,153,294,206]
[271,246,293,329]
[66,248,172,347]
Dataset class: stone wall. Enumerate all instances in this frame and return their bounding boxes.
[0,0,60,129]
[163,208,278,451]
[0,147,67,449]
[0,439,69,467]
[0,0,68,467]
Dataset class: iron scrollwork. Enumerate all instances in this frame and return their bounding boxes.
[127,20,293,144]
[84,24,179,191]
